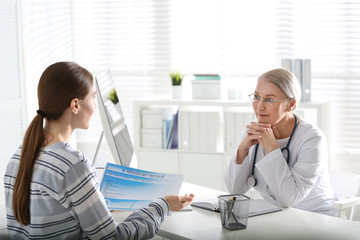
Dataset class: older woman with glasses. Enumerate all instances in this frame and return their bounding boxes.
[224,68,338,216]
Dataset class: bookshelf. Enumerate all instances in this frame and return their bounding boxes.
[133,98,331,191]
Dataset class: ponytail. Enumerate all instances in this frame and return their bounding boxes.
[12,114,45,225]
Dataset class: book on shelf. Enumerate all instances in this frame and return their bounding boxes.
[179,111,190,150]
[167,110,179,149]
[198,112,208,151]
[181,110,222,152]
[194,74,221,81]
[281,58,292,72]
[293,58,302,86]
[189,111,199,151]
[162,119,172,149]
[191,198,282,217]
[207,111,220,151]
[281,58,312,103]
[161,108,178,149]
[234,112,244,148]
[225,112,235,152]
[162,109,174,149]
[225,111,254,153]
[163,110,179,149]
[301,59,311,102]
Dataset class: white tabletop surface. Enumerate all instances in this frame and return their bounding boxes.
[112,182,360,240]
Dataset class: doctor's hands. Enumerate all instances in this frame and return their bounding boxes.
[246,121,279,154]
[164,194,195,211]
[236,121,278,164]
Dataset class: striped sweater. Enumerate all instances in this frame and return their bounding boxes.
[4,142,169,239]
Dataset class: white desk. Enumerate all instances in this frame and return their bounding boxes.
[112,182,360,240]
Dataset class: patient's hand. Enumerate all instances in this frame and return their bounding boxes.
[164,194,195,211]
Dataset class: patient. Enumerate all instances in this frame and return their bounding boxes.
[4,61,194,239]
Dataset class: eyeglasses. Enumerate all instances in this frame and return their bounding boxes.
[248,93,291,106]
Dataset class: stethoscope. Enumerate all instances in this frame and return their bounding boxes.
[247,114,298,188]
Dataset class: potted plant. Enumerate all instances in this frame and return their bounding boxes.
[107,88,119,104]
[169,71,185,99]
[106,88,124,121]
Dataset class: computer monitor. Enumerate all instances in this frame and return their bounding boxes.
[94,70,136,167]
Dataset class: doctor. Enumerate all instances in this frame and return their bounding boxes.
[225,68,338,216]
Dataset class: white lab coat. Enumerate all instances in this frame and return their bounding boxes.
[225,118,338,216]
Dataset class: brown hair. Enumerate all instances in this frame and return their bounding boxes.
[12,62,93,225]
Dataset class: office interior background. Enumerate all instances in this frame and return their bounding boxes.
[1,0,360,228]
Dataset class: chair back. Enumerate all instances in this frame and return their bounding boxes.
[329,170,360,220]
[0,229,11,240]
[329,170,360,199]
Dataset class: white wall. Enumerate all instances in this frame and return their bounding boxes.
[0,0,24,230]
[331,153,360,175]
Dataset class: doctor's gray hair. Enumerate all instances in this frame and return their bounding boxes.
[258,68,301,108]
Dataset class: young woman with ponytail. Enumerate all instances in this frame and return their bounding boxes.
[4,62,194,239]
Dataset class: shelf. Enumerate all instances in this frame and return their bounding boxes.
[138,148,179,152]
[134,99,331,191]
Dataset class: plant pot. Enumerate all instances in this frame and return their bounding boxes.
[172,85,182,99]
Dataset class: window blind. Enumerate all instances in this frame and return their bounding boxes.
[170,0,280,99]
[71,0,173,142]
[16,0,360,158]
[164,0,360,154]
[21,0,73,121]
[71,0,360,155]
[19,0,75,147]
[276,0,360,153]
[71,0,279,141]
[0,0,24,229]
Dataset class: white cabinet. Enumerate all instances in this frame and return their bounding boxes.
[181,153,223,190]
[133,99,331,191]
[138,150,179,174]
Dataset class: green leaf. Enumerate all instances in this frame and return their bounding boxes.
[107,88,119,104]
[169,71,185,86]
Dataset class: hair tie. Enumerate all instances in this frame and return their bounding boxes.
[37,110,46,118]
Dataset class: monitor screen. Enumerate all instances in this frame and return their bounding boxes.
[94,70,135,167]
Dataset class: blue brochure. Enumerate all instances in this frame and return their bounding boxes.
[100,163,184,210]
